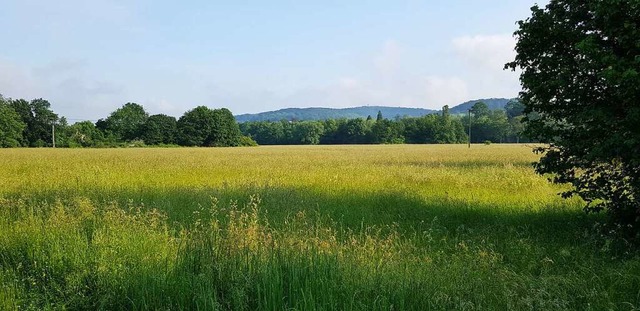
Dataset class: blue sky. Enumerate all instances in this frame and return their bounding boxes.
[0,0,546,120]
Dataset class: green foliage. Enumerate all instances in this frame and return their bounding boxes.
[292,121,325,145]
[433,108,467,144]
[371,119,404,144]
[177,106,216,146]
[238,135,258,146]
[470,102,490,119]
[402,113,467,144]
[140,114,178,145]
[240,121,285,145]
[0,94,528,148]
[99,103,149,141]
[340,118,370,144]
[29,99,59,146]
[505,99,525,119]
[507,0,640,235]
[241,112,471,146]
[177,106,242,147]
[9,98,59,147]
[442,105,450,117]
[0,97,26,148]
[66,121,105,148]
[210,108,242,147]
[509,116,526,143]
[7,99,31,146]
[319,119,341,144]
[464,109,514,143]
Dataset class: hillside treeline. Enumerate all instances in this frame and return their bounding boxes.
[241,102,530,145]
[1,94,529,147]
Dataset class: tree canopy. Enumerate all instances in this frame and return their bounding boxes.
[99,103,149,141]
[506,0,640,234]
[176,106,242,147]
[0,96,26,148]
[8,98,60,147]
[141,114,178,145]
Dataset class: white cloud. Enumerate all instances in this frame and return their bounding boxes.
[269,41,475,110]
[0,58,126,121]
[423,76,470,108]
[450,34,521,100]
[452,34,516,70]
[277,75,469,111]
[0,59,42,98]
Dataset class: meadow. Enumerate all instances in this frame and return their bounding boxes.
[0,145,639,310]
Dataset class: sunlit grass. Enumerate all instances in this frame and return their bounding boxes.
[1,145,638,310]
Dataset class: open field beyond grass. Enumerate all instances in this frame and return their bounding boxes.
[1,145,639,310]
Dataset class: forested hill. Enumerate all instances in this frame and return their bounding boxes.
[449,98,512,114]
[235,106,437,122]
[235,98,512,122]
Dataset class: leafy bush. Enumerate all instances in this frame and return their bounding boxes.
[238,135,258,146]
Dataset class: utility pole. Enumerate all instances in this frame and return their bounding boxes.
[52,124,56,148]
[468,109,471,148]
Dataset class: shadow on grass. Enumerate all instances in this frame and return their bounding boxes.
[3,185,638,311]
[4,184,600,249]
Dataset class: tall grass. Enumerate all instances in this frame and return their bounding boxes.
[1,145,639,310]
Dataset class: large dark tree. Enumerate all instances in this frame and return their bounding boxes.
[141,114,177,145]
[210,108,242,147]
[506,0,640,233]
[9,98,59,147]
[177,106,216,146]
[177,106,241,147]
[0,96,26,147]
[101,103,149,141]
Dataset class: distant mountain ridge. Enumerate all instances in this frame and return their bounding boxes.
[235,98,513,122]
[448,98,513,114]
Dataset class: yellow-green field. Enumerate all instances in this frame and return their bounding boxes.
[1,145,638,310]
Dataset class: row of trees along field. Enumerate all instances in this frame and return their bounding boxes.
[1,93,530,147]
[240,101,530,145]
[0,96,249,148]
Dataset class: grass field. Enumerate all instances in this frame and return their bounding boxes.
[1,145,639,310]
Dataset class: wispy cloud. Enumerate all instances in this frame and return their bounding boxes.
[450,34,520,100]
[0,59,40,97]
[271,41,472,110]
[452,34,516,70]
[0,57,126,121]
